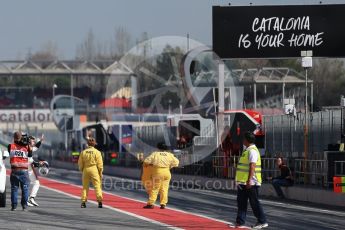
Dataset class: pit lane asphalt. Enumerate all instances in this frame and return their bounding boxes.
[1,167,344,230]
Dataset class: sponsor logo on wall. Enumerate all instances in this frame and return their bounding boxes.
[0,109,51,122]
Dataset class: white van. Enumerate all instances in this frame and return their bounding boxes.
[0,148,9,207]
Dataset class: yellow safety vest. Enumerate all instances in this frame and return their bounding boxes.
[235,145,262,184]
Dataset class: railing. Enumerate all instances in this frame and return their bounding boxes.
[334,161,345,176]
[293,159,328,187]
[206,156,329,188]
[193,136,216,146]
[201,122,215,137]
[212,155,239,179]
[211,156,282,181]
[50,144,337,189]
[261,158,281,181]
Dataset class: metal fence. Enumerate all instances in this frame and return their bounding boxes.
[171,155,332,188]
[263,109,342,158]
[334,161,345,176]
[93,150,333,188]
[211,156,281,182]
[293,159,328,187]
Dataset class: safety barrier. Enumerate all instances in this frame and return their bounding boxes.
[207,155,329,187]
[46,142,337,189]
[212,155,238,179]
[334,161,345,176]
[193,136,216,146]
[200,122,215,137]
[293,159,328,187]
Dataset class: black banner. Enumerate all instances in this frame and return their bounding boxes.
[213,4,345,58]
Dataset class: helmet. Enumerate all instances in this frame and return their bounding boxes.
[38,161,50,176]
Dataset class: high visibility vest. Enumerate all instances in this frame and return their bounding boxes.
[9,143,30,169]
[235,145,262,184]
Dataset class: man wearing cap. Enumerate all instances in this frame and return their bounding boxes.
[78,137,103,208]
[143,142,179,209]
[8,132,32,211]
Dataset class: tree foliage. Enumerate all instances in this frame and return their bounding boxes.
[115,26,131,57]
[29,40,59,62]
[310,59,345,108]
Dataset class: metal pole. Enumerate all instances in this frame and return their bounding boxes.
[341,97,344,143]
[168,100,172,114]
[282,82,285,109]
[64,117,67,150]
[311,82,313,113]
[213,88,219,148]
[254,83,257,109]
[342,105,345,144]
[218,63,225,148]
[304,68,308,159]
[71,74,75,116]
[290,115,293,157]
[272,116,275,153]
[281,115,284,153]
[131,75,137,112]
[304,68,309,184]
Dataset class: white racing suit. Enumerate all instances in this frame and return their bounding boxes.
[28,156,40,198]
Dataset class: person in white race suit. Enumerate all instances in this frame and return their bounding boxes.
[27,134,44,207]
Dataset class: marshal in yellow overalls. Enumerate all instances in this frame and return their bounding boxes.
[141,163,153,194]
[144,149,179,208]
[78,142,103,204]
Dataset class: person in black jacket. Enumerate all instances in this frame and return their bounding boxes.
[270,157,294,199]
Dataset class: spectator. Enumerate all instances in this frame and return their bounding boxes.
[271,157,294,199]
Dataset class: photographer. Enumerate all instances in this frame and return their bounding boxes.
[7,132,32,211]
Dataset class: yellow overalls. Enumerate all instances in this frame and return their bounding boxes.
[144,151,179,206]
[141,163,153,194]
[78,146,103,202]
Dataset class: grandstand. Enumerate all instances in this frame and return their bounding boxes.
[0,60,313,116]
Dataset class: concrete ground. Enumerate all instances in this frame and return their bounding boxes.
[0,180,164,230]
[1,167,344,229]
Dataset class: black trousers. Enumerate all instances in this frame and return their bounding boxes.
[236,184,267,225]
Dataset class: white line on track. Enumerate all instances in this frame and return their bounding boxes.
[39,183,183,230]
[193,189,345,217]
[51,168,345,220]
[48,171,235,226]
[6,174,182,230]
[94,172,345,218]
